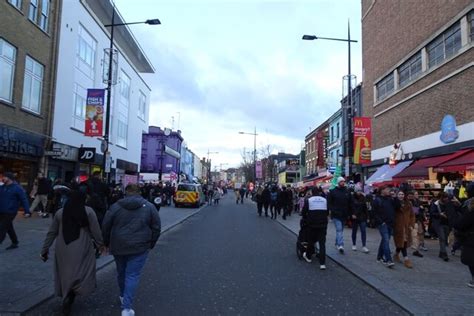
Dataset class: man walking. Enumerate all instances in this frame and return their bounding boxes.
[102,184,161,316]
[373,186,398,268]
[85,171,109,225]
[0,172,30,250]
[301,187,329,270]
[29,172,52,217]
[327,177,352,254]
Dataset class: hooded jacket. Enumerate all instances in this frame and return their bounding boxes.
[102,195,161,256]
[327,186,352,220]
[0,182,30,215]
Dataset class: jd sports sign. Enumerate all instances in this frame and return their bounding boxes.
[78,147,96,162]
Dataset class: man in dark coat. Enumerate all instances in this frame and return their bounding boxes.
[85,171,109,225]
[327,177,352,254]
[102,184,161,316]
[262,185,271,217]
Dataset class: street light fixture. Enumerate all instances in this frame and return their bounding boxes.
[207,150,218,183]
[238,127,258,183]
[302,23,358,179]
[102,6,160,183]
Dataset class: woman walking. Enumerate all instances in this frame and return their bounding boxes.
[351,192,370,253]
[41,189,104,315]
[393,191,415,268]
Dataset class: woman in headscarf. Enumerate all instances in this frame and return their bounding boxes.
[41,189,103,315]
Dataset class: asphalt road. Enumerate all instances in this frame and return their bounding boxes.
[27,194,408,316]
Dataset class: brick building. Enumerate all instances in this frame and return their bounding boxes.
[304,119,329,177]
[0,0,61,190]
[362,0,474,182]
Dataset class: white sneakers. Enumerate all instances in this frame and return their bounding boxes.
[338,246,344,254]
[122,309,135,316]
[320,265,326,270]
[362,247,370,253]
[302,252,312,263]
[352,245,357,251]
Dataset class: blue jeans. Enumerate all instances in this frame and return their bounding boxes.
[114,251,149,310]
[377,224,393,262]
[333,218,344,247]
[352,221,367,247]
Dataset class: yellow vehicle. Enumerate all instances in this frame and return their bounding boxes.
[173,183,205,208]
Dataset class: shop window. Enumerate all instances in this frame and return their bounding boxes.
[8,0,22,9]
[398,51,422,87]
[138,90,146,120]
[28,0,38,22]
[0,39,16,103]
[427,22,461,68]
[39,0,50,32]
[76,24,97,79]
[22,55,44,114]
[376,72,394,101]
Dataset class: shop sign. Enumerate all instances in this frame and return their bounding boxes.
[440,115,459,144]
[164,145,181,159]
[0,125,44,157]
[52,143,78,161]
[353,117,371,164]
[84,89,105,137]
[78,147,96,162]
[44,150,62,157]
[316,130,325,167]
[256,161,263,179]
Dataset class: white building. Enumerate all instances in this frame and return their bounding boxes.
[49,0,153,183]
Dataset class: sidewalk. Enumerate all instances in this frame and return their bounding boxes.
[0,204,206,316]
[276,213,474,315]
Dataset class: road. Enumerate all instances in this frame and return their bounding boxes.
[27,194,407,315]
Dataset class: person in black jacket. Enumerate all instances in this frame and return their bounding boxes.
[373,186,399,268]
[84,171,109,225]
[452,183,474,288]
[262,185,271,217]
[327,177,352,254]
[351,191,369,253]
[301,187,329,270]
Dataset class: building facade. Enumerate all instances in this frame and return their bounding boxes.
[304,119,329,177]
[50,0,153,184]
[0,0,61,190]
[362,0,474,170]
[141,126,183,182]
[326,108,343,172]
[341,83,363,176]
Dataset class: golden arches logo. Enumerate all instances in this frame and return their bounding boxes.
[354,119,364,127]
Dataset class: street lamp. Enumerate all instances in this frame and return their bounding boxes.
[239,127,258,183]
[207,150,218,183]
[102,6,160,183]
[303,22,357,179]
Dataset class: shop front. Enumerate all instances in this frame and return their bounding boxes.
[0,124,45,191]
[47,142,79,183]
[115,159,138,186]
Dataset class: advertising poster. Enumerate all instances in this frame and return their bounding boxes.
[256,161,263,179]
[353,117,372,164]
[84,89,105,137]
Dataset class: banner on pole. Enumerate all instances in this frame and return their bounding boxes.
[353,117,372,164]
[256,161,263,179]
[84,89,105,137]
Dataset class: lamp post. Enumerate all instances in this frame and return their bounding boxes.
[303,22,357,179]
[206,149,218,183]
[239,127,258,183]
[102,7,160,183]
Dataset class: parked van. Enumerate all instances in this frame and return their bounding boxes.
[174,183,205,208]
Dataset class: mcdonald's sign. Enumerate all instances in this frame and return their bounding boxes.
[353,117,372,164]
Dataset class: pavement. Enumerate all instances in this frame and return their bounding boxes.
[0,203,206,316]
[27,194,406,316]
[275,210,474,316]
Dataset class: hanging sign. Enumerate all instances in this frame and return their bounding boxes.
[84,89,105,137]
[353,117,371,164]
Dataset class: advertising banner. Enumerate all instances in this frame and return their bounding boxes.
[256,161,263,179]
[84,89,105,137]
[353,117,372,164]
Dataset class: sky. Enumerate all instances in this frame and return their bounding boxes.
[113,0,362,169]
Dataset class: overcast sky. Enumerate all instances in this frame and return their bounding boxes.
[113,0,362,169]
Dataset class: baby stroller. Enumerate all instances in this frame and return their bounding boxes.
[296,219,319,260]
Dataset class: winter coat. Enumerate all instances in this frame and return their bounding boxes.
[327,186,352,220]
[37,177,52,195]
[0,182,30,215]
[393,200,415,248]
[372,195,399,227]
[452,198,474,267]
[302,195,329,228]
[429,200,451,227]
[102,195,161,256]
[262,188,271,204]
[352,198,368,223]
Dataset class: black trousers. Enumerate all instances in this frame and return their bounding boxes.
[0,214,19,245]
[257,202,263,215]
[306,226,327,265]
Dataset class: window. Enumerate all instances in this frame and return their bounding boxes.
[120,71,131,104]
[28,0,38,22]
[76,25,97,79]
[117,114,128,147]
[72,83,86,131]
[376,73,394,101]
[138,90,146,120]
[427,22,461,68]
[398,52,422,87]
[22,56,44,113]
[39,0,50,32]
[330,126,334,142]
[0,39,16,103]
[469,11,474,41]
[336,122,340,139]
[8,0,22,9]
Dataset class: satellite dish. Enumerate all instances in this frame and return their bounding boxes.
[164,128,171,136]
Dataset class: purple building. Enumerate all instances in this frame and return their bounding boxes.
[141,126,183,180]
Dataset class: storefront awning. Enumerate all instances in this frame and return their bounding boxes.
[366,161,412,185]
[393,150,471,180]
[303,175,333,187]
[433,149,474,173]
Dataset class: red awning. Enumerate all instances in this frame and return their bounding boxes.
[393,149,471,180]
[303,175,333,187]
[433,149,474,173]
